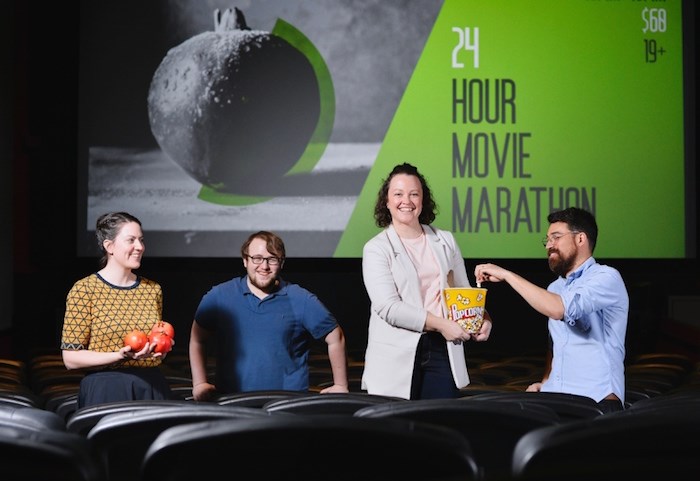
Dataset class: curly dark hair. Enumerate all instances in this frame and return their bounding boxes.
[373,163,437,228]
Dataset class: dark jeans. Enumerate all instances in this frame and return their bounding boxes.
[410,332,459,400]
[597,398,624,414]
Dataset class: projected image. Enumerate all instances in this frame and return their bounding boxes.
[81,0,440,256]
[79,0,692,258]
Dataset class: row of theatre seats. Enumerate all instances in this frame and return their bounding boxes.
[1,349,699,480]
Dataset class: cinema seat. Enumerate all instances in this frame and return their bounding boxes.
[88,404,276,481]
[213,389,306,408]
[511,408,700,480]
[0,404,66,431]
[465,390,604,421]
[0,386,42,408]
[140,416,480,481]
[355,397,560,480]
[66,399,194,435]
[262,392,402,416]
[0,424,106,481]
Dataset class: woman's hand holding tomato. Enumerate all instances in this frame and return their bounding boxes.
[150,331,174,354]
[149,321,175,354]
[124,329,148,351]
[120,321,174,360]
[122,329,151,359]
[120,341,157,360]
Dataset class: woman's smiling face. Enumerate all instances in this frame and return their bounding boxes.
[387,173,423,228]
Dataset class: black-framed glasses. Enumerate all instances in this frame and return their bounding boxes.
[244,254,282,266]
[541,231,579,247]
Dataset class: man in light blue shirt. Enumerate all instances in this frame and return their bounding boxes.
[474,207,629,413]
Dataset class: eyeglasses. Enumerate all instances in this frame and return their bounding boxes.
[541,231,579,247]
[244,254,282,266]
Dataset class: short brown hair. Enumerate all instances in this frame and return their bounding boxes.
[241,231,286,260]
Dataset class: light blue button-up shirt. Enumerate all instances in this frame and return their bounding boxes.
[541,257,629,403]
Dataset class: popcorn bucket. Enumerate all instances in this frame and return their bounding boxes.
[443,287,488,333]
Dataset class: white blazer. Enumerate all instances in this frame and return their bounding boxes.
[361,224,472,399]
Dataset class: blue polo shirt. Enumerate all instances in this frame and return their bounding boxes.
[194,276,338,393]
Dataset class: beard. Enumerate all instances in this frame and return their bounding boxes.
[248,271,278,293]
[548,249,575,278]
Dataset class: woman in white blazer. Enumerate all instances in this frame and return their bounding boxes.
[361,163,492,400]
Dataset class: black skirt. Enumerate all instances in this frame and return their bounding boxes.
[78,367,173,408]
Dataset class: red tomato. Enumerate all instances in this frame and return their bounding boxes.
[124,329,148,351]
[150,320,175,340]
[150,331,173,354]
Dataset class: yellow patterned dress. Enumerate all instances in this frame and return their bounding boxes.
[61,273,172,406]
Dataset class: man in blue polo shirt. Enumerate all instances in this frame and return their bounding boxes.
[189,230,349,400]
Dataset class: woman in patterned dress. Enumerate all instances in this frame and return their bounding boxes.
[60,211,172,407]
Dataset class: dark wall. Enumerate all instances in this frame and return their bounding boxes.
[7,2,700,363]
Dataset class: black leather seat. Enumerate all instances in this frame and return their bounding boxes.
[140,415,480,480]
[88,404,277,481]
[66,399,195,435]
[44,391,79,413]
[622,389,700,413]
[512,407,700,480]
[0,404,66,431]
[0,388,42,409]
[213,389,306,408]
[0,423,106,481]
[466,390,604,421]
[355,397,560,481]
[262,392,402,416]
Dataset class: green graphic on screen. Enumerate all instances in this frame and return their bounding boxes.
[335,0,685,258]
